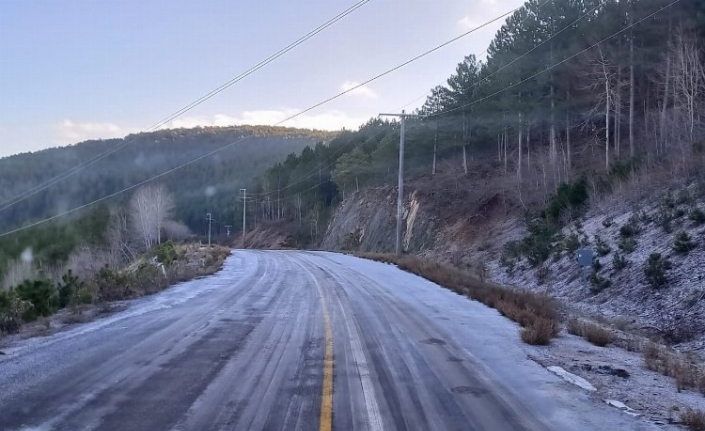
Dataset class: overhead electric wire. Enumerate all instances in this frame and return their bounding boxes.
[0,6,519,238]
[0,0,371,213]
[392,0,555,113]
[428,0,682,118]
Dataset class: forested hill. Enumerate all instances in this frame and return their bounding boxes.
[248,0,705,247]
[0,126,335,233]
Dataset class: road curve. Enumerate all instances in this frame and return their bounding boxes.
[0,251,652,431]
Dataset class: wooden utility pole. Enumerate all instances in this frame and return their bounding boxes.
[240,188,247,248]
[378,110,420,256]
[206,213,215,246]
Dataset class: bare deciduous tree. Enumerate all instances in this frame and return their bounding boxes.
[129,184,175,251]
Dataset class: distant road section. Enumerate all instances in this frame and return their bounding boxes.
[0,251,656,431]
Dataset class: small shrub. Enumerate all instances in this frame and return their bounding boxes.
[567,317,583,336]
[676,189,693,205]
[535,265,551,285]
[591,258,603,271]
[563,233,580,254]
[595,236,611,256]
[618,237,638,253]
[613,253,628,271]
[499,254,516,274]
[520,318,559,346]
[589,272,611,293]
[542,177,589,224]
[153,241,178,266]
[582,322,614,346]
[619,222,639,238]
[638,210,652,224]
[682,408,705,431]
[690,208,705,226]
[644,253,672,289]
[521,220,560,267]
[57,270,83,308]
[15,279,58,321]
[673,231,697,254]
[655,206,675,233]
[0,288,32,333]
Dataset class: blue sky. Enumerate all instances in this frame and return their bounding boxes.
[0,0,521,157]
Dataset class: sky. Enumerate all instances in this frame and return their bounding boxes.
[0,0,523,158]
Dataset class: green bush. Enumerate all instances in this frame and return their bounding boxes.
[690,208,705,226]
[589,272,611,293]
[644,253,672,289]
[673,231,697,254]
[58,270,84,308]
[613,253,628,271]
[619,222,639,238]
[153,241,178,266]
[592,258,603,271]
[595,236,611,256]
[542,177,589,224]
[521,220,559,267]
[655,205,675,233]
[563,233,580,254]
[15,279,58,321]
[95,266,136,301]
[0,288,31,333]
[619,237,638,253]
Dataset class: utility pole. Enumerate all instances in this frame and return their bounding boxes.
[378,110,420,256]
[240,188,247,249]
[206,213,215,246]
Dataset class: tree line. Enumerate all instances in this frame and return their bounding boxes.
[246,0,705,245]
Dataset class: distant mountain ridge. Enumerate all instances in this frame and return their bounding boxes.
[0,125,337,233]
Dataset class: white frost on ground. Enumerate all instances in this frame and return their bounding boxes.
[489,189,705,350]
[320,252,673,431]
[605,399,641,417]
[547,366,596,392]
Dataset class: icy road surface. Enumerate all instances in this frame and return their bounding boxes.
[0,251,659,431]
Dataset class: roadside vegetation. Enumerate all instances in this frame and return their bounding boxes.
[0,183,231,339]
[357,253,560,346]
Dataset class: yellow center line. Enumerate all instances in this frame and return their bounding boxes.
[319,297,334,431]
[296,256,334,431]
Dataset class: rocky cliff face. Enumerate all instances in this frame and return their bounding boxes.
[320,177,522,267]
[321,187,437,253]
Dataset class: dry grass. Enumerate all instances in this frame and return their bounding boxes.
[582,323,614,347]
[644,343,705,393]
[682,408,705,431]
[567,317,583,336]
[358,253,561,345]
[566,317,614,347]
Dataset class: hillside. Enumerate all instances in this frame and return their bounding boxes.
[0,125,335,235]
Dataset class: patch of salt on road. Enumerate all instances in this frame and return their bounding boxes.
[547,366,596,392]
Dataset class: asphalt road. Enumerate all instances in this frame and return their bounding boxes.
[0,251,648,431]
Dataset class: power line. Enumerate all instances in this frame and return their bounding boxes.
[429,0,682,119]
[0,0,371,213]
[0,6,527,239]
[392,0,555,113]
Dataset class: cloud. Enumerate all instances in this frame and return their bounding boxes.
[340,80,378,99]
[56,120,126,144]
[458,0,518,31]
[168,109,368,131]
